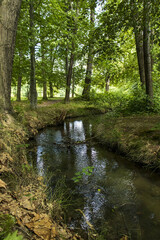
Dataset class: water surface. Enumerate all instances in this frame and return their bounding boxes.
[28,118,160,239]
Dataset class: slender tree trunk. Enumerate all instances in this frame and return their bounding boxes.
[64,0,78,103]
[65,48,74,103]
[131,0,145,87]
[105,75,110,92]
[82,3,95,99]
[72,71,75,98]
[0,0,22,111]
[40,29,48,101]
[43,82,48,100]
[134,30,146,86]
[49,82,53,98]
[143,0,153,99]
[65,47,69,80]
[29,0,37,110]
[17,51,22,101]
[17,75,22,101]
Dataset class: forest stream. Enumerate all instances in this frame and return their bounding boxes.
[28,117,160,240]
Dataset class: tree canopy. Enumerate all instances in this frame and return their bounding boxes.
[1,0,160,112]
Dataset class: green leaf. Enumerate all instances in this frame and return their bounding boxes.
[4,231,23,240]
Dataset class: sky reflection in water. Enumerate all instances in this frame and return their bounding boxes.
[29,118,160,240]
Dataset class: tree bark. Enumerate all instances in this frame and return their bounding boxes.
[72,71,75,98]
[49,82,53,98]
[134,30,146,86]
[16,51,22,101]
[17,75,22,101]
[29,0,37,110]
[131,0,146,87]
[0,0,22,111]
[82,2,95,100]
[65,48,74,103]
[43,82,48,100]
[64,0,77,103]
[105,75,110,92]
[143,0,153,99]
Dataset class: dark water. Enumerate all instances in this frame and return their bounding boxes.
[28,118,160,240]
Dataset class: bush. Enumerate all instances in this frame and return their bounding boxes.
[88,87,160,115]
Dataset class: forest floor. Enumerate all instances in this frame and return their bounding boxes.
[0,100,160,239]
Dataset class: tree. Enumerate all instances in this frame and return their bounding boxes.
[82,0,96,99]
[143,0,153,99]
[29,0,37,109]
[0,0,22,111]
[64,0,78,103]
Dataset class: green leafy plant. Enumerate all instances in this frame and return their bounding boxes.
[3,231,23,240]
[72,166,94,183]
[0,214,16,239]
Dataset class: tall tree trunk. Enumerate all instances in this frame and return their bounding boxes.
[29,0,37,110]
[17,51,22,101]
[0,0,22,112]
[143,0,153,99]
[43,82,48,100]
[135,30,146,86]
[64,0,78,103]
[17,75,22,101]
[65,47,74,103]
[41,29,48,101]
[72,71,75,98]
[65,47,69,81]
[105,75,110,92]
[131,0,145,87]
[49,82,53,98]
[82,2,95,100]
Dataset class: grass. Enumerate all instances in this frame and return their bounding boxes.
[92,113,160,170]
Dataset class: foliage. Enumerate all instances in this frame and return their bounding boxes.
[72,166,94,183]
[0,214,16,239]
[3,231,23,240]
[49,176,73,220]
[89,85,160,115]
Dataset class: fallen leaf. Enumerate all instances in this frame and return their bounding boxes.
[0,179,7,189]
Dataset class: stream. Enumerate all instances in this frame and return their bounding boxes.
[28,117,160,240]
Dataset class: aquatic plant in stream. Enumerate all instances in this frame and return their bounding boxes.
[72,166,94,183]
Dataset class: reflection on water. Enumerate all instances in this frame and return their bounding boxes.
[28,118,160,240]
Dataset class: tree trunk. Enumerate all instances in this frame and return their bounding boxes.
[143,0,153,99]
[82,3,95,100]
[0,0,22,111]
[17,51,22,101]
[29,0,37,110]
[65,48,74,103]
[43,82,48,100]
[17,75,22,101]
[72,71,75,98]
[105,75,110,92]
[135,30,146,86]
[131,0,145,87]
[49,82,53,98]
